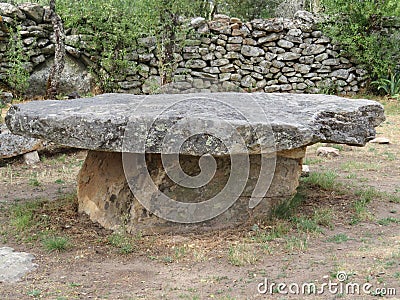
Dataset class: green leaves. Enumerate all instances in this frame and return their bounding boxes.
[372,71,400,98]
[320,0,400,83]
[5,25,29,96]
[50,0,210,91]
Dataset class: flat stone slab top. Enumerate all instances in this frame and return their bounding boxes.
[5,92,385,154]
[4,93,385,233]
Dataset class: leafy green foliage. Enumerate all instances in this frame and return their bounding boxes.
[5,25,30,96]
[320,0,400,84]
[6,0,210,91]
[372,70,400,98]
[216,0,275,20]
[54,0,210,91]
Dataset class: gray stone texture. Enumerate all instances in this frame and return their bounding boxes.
[6,93,385,155]
[0,247,37,283]
[77,149,305,234]
[1,4,395,96]
[26,55,93,96]
[0,124,44,159]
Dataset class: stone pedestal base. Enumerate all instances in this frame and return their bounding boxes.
[77,148,305,234]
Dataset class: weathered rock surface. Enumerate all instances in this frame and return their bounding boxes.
[316,146,340,157]
[6,93,385,155]
[0,92,13,105]
[301,164,310,177]
[0,124,44,159]
[5,93,385,232]
[78,149,304,233]
[0,247,37,283]
[23,151,40,165]
[26,55,93,97]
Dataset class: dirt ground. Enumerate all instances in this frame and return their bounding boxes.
[0,100,399,299]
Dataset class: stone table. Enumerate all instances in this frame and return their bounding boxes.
[5,93,385,234]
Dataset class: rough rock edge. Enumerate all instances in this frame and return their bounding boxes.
[5,93,385,155]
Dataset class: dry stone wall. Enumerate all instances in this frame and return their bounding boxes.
[0,3,92,97]
[0,3,373,96]
[169,11,367,95]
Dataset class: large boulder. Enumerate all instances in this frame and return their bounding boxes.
[25,54,93,97]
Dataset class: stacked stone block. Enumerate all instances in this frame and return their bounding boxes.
[0,3,377,96]
[0,3,55,82]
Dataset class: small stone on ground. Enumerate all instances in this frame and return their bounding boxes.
[369,137,390,144]
[0,247,37,283]
[23,151,40,165]
[301,164,310,177]
[316,146,340,157]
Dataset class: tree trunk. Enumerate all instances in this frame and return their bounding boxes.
[46,0,65,99]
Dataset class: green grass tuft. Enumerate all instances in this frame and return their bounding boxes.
[291,216,322,233]
[271,192,304,220]
[228,243,258,266]
[107,232,136,254]
[312,208,335,229]
[10,201,42,232]
[326,233,350,243]
[377,217,400,226]
[42,236,70,252]
[301,171,338,190]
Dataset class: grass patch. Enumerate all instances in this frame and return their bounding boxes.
[174,246,187,261]
[107,232,137,254]
[301,171,338,190]
[381,98,400,115]
[2,195,79,246]
[340,161,380,172]
[388,194,400,203]
[326,233,350,243]
[303,157,324,165]
[351,199,372,225]
[345,173,358,179]
[42,236,70,252]
[271,192,304,220]
[252,221,291,242]
[312,208,335,229]
[291,216,322,233]
[228,243,258,266]
[377,217,400,226]
[9,200,42,232]
[383,151,396,161]
[27,290,41,297]
[28,172,41,187]
[355,187,381,203]
[344,187,384,225]
[284,236,308,252]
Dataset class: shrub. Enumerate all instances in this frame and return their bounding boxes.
[372,70,400,98]
[5,25,30,96]
[320,0,400,85]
